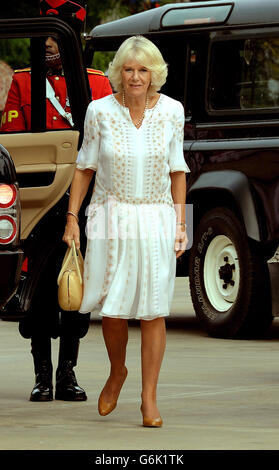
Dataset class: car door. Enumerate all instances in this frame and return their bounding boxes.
[0,18,90,240]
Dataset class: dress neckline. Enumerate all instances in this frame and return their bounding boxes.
[112,93,162,112]
[111,93,163,130]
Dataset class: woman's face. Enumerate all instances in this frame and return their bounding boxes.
[121,60,151,99]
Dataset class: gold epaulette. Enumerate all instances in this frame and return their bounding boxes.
[86,68,105,76]
[14,67,31,73]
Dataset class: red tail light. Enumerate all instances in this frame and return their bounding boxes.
[0,184,16,208]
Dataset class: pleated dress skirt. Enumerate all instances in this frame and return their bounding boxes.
[79,199,177,320]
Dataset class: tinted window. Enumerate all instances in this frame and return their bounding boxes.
[209,37,279,112]
[0,38,31,129]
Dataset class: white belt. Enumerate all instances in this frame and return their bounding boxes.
[46,79,74,127]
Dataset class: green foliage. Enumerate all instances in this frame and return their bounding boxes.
[85,0,130,31]
[0,39,30,70]
[91,51,115,73]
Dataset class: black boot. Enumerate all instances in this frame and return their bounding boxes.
[30,337,53,402]
[55,360,87,401]
[55,337,87,401]
[30,359,53,401]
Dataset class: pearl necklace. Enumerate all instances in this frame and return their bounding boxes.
[122,92,149,128]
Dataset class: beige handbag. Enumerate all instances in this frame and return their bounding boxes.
[57,240,84,311]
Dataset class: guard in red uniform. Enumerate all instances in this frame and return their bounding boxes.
[1,1,112,403]
[1,40,112,131]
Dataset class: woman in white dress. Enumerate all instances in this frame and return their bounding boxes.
[63,36,190,427]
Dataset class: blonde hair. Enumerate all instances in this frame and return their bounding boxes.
[108,36,168,94]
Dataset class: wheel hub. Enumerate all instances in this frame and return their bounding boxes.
[219,256,235,289]
[204,235,240,312]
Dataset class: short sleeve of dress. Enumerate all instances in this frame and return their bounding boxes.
[169,102,190,174]
[76,102,100,171]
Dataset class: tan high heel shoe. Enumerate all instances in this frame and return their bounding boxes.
[98,367,128,416]
[142,416,163,428]
[140,404,163,427]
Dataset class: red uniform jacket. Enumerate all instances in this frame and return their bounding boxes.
[1,68,112,131]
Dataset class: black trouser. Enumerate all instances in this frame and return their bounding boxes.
[19,229,90,371]
[19,309,91,371]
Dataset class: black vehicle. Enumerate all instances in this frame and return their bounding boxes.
[0,16,91,317]
[85,0,279,338]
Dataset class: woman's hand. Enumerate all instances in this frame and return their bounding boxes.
[62,216,80,249]
[170,171,187,259]
[174,223,188,259]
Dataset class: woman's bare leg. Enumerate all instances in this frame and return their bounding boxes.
[99,317,128,405]
[140,317,166,419]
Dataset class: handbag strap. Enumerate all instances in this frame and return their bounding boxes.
[71,240,83,285]
[57,240,83,285]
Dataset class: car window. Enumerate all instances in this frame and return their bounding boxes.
[0,38,31,131]
[0,35,77,133]
[209,37,279,112]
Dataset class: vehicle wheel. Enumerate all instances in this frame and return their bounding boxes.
[189,207,272,338]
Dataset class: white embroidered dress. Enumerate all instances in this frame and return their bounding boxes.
[76,93,190,320]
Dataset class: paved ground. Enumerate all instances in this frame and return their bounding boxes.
[1,278,279,451]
